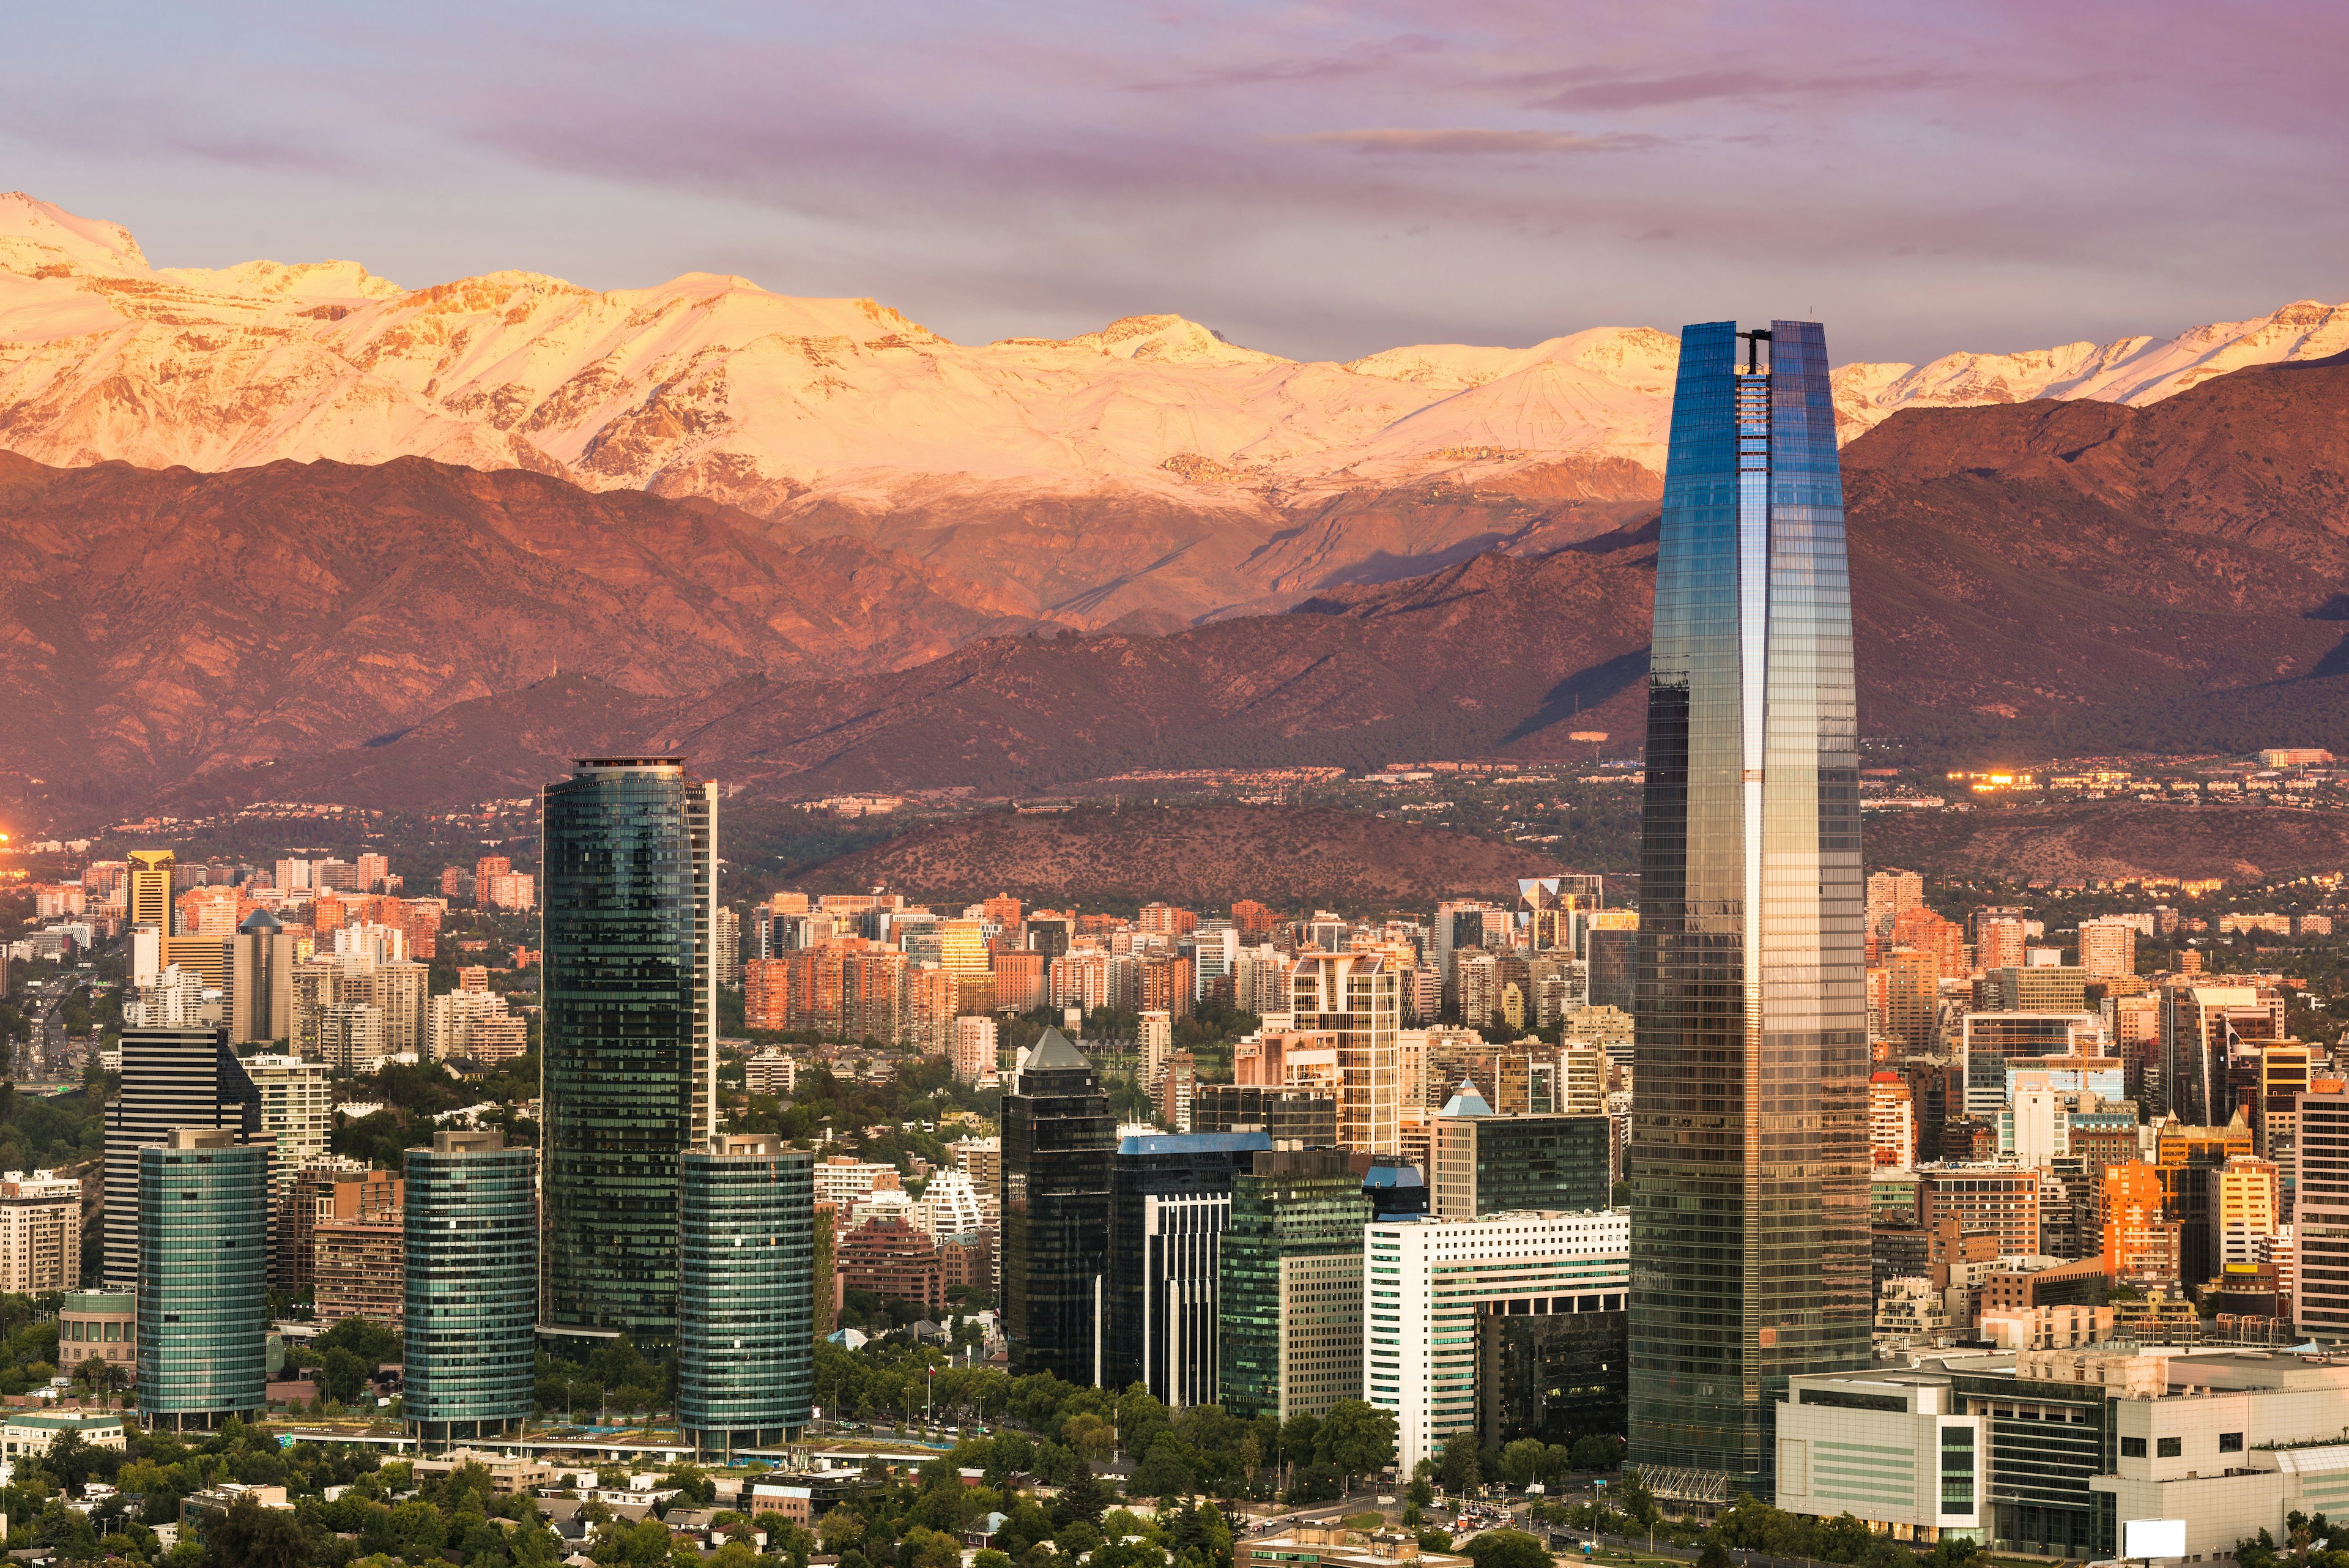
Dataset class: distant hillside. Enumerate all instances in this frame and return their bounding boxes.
[1863,802,2349,884]
[797,803,1576,912]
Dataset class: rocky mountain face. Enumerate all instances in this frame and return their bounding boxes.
[4,191,2344,627]
[27,345,2334,825]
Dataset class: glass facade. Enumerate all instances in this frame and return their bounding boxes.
[1220,1149,1371,1422]
[404,1134,537,1444]
[1629,320,1870,1498]
[1474,1116,1615,1216]
[1001,1029,1113,1382]
[678,1139,814,1458]
[540,757,714,1347]
[1107,1131,1270,1404]
[136,1137,269,1428]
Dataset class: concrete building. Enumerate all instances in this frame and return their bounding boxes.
[229,910,300,1046]
[1367,1208,1629,1473]
[0,1169,82,1293]
[2296,1087,2349,1337]
[951,1014,999,1086]
[1774,1369,1983,1544]
[1291,951,1401,1156]
[59,1291,136,1382]
[282,1161,402,1295]
[314,1217,404,1326]
[246,1055,332,1192]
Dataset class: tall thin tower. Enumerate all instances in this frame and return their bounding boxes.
[540,757,717,1350]
[1627,321,1870,1502]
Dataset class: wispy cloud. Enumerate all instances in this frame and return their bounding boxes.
[1268,127,1663,155]
[1518,64,1962,112]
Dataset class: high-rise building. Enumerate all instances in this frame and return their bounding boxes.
[1107,1129,1272,1407]
[1001,1029,1114,1383]
[1864,869,1924,941]
[137,1130,270,1429]
[950,1015,999,1086]
[245,1054,332,1196]
[1428,1082,1614,1218]
[1291,951,1400,1155]
[229,910,299,1046]
[0,1170,83,1294]
[1629,319,1869,1501]
[314,1216,405,1326]
[540,757,716,1348]
[127,850,175,933]
[281,1161,399,1294]
[2295,1086,2349,1336]
[105,1027,260,1289]
[1189,1085,1339,1145]
[713,906,742,992]
[1586,924,1638,1013]
[2077,918,2139,983]
[1220,1147,1371,1423]
[679,1135,813,1460]
[1369,1209,1631,1474]
[404,1131,536,1447]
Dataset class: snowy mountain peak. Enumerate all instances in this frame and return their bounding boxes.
[995,313,1283,366]
[0,191,149,277]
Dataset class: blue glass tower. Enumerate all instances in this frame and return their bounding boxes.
[405,1131,537,1447]
[679,1135,814,1459]
[136,1130,270,1430]
[1628,321,1870,1501]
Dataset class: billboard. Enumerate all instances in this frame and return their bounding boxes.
[2123,1520,2188,1559]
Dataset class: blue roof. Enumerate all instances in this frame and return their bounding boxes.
[1440,1079,1495,1117]
[1117,1131,1274,1156]
[1361,1162,1426,1189]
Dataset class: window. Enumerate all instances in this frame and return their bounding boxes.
[2121,1438,2147,1458]
[2158,1436,2182,1458]
[2220,1432,2244,1453]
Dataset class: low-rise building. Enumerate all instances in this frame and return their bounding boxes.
[1775,1369,1983,1544]
[1241,1527,1471,1568]
[1,1410,128,1458]
[59,1290,137,1379]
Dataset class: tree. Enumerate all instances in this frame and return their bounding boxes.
[1055,1465,1114,1527]
[1438,1433,1481,1494]
[1461,1532,1550,1568]
[321,1347,371,1405]
[1315,1400,1397,1490]
[1698,1542,1733,1568]
[904,1527,964,1568]
[1128,1434,1200,1501]
[1499,1440,1548,1491]
[204,1494,310,1568]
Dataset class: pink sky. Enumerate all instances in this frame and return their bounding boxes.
[7,0,2344,363]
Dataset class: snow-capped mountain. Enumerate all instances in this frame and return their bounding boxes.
[1,191,2342,623]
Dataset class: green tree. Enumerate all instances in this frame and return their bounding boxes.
[1461,1532,1551,1568]
[204,1493,311,1568]
[1315,1399,1398,1490]
[1128,1434,1200,1500]
[1698,1542,1732,1568]
[321,1346,371,1405]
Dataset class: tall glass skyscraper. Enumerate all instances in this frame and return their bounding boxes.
[540,757,718,1348]
[136,1130,270,1430]
[1628,320,1870,1502]
[1001,1028,1113,1383]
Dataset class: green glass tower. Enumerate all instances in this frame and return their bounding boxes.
[541,757,718,1348]
[1220,1147,1371,1422]
[136,1130,269,1430]
[405,1131,537,1447]
[679,1135,814,1459]
[1630,319,1870,1501]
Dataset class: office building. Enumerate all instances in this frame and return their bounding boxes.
[2077,919,2138,983]
[1290,951,1401,1156]
[1106,1129,1272,1406]
[1368,1208,1630,1473]
[1586,924,1637,1013]
[677,1135,812,1458]
[1190,1085,1338,1145]
[1772,1370,1984,1544]
[104,1026,260,1289]
[1001,1029,1114,1381]
[229,910,299,1046]
[127,849,175,932]
[1221,1148,1372,1422]
[1629,319,1869,1501]
[0,1170,82,1293]
[405,1131,537,1447]
[58,1292,136,1382]
[1428,1082,1614,1218]
[136,1131,269,1429]
[540,756,717,1348]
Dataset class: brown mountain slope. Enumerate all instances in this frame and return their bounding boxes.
[798,804,1575,909]
[1863,803,2349,884]
[13,350,2349,828]
[0,455,1033,807]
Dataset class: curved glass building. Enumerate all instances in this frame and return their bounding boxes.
[136,1130,269,1429]
[1628,320,1871,1502]
[404,1130,537,1446]
[678,1135,814,1458]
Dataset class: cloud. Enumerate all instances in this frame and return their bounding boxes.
[1268,127,1664,155]
[1130,33,1444,92]
[1524,64,1960,112]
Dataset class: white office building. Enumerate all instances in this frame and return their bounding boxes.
[1775,1370,1985,1544]
[1365,1209,1628,1473]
